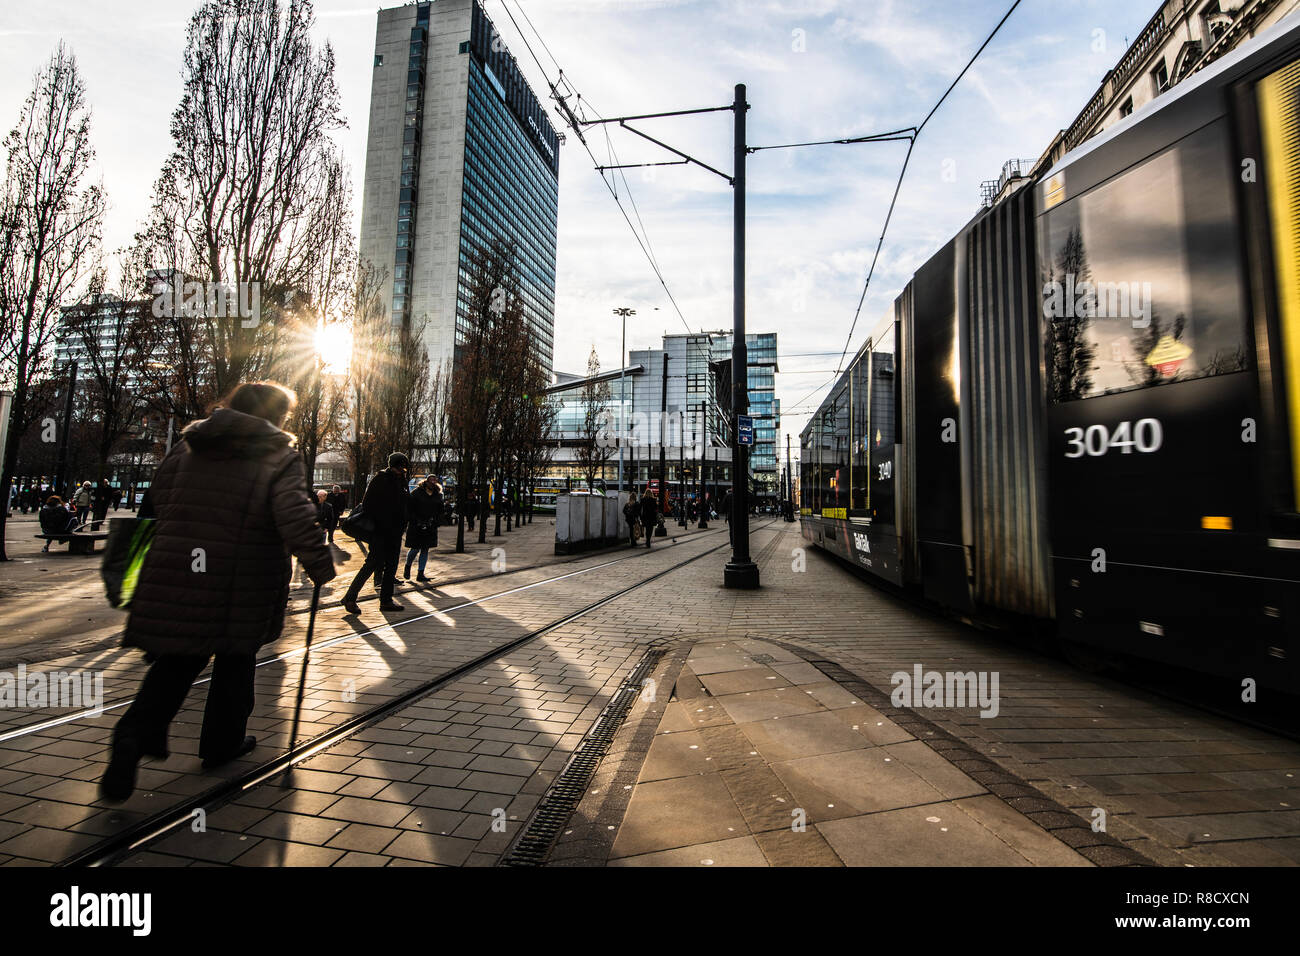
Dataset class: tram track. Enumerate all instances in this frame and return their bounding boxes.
[57,520,777,867]
[0,524,731,744]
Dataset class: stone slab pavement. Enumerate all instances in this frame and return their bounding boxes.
[556,637,1093,867]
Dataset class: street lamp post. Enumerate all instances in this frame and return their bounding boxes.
[678,409,686,528]
[697,400,708,529]
[613,307,635,495]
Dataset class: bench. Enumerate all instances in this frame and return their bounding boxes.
[35,531,109,554]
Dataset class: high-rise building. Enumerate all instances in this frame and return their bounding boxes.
[359,0,561,378]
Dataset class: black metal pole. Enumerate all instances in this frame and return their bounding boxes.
[53,360,78,498]
[697,401,708,529]
[656,353,668,536]
[725,84,758,588]
[786,433,794,521]
[678,411,686,527]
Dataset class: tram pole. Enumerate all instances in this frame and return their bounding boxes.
[725,83,759,589]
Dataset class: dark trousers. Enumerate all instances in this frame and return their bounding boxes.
[114,653,255,760]
[347,533,401,601]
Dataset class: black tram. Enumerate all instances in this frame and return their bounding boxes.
[800,16,1300,692]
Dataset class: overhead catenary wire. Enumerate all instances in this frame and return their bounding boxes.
[833,0,1023,374]
[495,0,734,428]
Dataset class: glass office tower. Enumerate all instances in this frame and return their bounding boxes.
[360,0,560,378]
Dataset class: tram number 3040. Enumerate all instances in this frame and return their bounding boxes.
[1064,419,1163,458]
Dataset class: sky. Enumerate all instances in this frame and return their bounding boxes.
[0,0,1162,458]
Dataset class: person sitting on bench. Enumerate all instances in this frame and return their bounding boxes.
[38,495,78,552]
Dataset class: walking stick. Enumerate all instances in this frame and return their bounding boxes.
[284,583,322,782]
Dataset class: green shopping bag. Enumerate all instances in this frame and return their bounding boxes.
[101,517,156,609]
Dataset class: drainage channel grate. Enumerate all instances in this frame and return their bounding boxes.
[749,653,775,664]
[500,648,664,866]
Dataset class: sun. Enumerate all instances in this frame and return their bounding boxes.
[314,321,353,376]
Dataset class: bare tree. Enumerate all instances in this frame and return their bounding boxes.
[137,0,350,397]
[0,44,104,560]
[62,254,150,481]
[448,236,522,548]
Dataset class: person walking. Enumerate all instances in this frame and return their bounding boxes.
[316,489,337,544]
[99,382,335,802]
[72,481,93,527]
[342,453,410,614]
[404,476,442,583]
[328,484,347,520]
[465,487,479,531]
[639,487,659,550]
[623,492,640,547]
[91,478,111,530]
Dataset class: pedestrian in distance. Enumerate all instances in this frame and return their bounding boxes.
[72,480,93,527]
[99,381,336,802]
[38,495,78,551]
[623,492,640,547]
[404,476,442,582]
[342,452,410,614]
[328,483,347,519]
[465,487,479,531]
[91,478,111,530]
[316,489,337,544]
[639,488,659,549]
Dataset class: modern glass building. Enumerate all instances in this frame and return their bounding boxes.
[711,332,781,503]
[359,0,560,378]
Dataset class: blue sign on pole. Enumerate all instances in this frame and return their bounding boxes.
[737,415,754,446]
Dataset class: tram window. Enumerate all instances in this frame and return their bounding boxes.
[851,356,871,513]
[1040,122,1247,403]
[832,387,850,514]
[868,313,897,525]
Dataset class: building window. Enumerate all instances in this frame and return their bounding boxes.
[1151,59,1169,95]
[374,54,383,67]
[459,40,470,54]
[1119,97,1134,118]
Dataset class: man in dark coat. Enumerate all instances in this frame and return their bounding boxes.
[328,483,348,519]
[639,489,659,549]
[101,382,335,802]
[91,478,112,530]
[316,489,338,543]
[343,452,410,613]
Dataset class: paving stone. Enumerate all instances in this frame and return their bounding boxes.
[384,830,476,866]
[609,775,747,859]
[609,835,768,867]
[234,839,344,867]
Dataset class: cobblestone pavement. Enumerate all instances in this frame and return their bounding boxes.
[2,520,1297,866]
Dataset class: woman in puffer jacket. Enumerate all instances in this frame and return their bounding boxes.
[100,382,336,801]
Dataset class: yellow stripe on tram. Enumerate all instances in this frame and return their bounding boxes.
[1258,59,1300,509]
